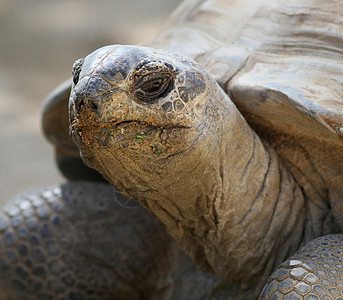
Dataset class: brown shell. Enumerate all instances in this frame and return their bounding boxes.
[147,0,343,142]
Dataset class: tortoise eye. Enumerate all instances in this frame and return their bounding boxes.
[72,58,84,85]
[133,73,172,102]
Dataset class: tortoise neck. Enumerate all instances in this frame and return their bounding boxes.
[186,92,308,288]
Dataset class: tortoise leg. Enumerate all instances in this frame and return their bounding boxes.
[260,235,343,299]
[0,182,218,300]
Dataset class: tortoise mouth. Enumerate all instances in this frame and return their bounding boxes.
[70,107,191,157]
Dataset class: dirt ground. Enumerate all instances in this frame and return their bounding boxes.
[0,0,182,202]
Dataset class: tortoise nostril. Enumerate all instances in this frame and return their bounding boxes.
[75,99,84,111]
[89,101,98,111]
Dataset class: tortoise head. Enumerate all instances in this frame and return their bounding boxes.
[69,45,228,203]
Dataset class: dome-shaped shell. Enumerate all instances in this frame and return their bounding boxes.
[148,0,343,142]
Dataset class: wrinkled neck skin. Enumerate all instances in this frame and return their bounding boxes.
[79,76,328,295]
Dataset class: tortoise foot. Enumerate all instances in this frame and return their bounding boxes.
[260,235,343,300]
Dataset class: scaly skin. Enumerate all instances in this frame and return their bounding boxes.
[260,235,343,300]
[0,182,218,299]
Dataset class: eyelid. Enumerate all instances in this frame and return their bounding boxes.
[135,72,170,87]
[133,73,172,101]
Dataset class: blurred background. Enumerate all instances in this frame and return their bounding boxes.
[0,0,182,201]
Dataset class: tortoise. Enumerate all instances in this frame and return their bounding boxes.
[2,0,343,299]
